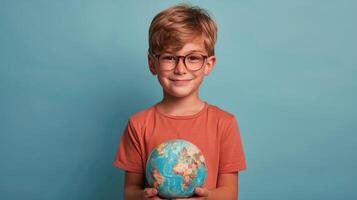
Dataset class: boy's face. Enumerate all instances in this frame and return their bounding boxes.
[148,38,216,99]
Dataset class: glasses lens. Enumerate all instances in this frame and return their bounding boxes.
[185,54,205,70]
[158,54,176,70]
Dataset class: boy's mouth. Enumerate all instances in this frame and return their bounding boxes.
[170,79,192,85]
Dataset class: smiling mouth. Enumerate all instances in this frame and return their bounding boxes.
[170,79,192,85]
[171,79,191,81]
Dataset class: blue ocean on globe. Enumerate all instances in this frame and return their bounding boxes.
[145,139,207,199]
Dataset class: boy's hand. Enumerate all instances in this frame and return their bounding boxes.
[173,187,210,200]
[143,188,167,200]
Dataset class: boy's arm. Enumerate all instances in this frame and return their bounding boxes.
[207,172,239,200]
[124,171,163,200]
[124,171,145,200]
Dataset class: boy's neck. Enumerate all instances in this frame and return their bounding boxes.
[157,92,205,116]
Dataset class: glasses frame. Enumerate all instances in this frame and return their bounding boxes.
[152,53,208,72]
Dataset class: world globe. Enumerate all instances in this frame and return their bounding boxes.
[145,139,207,199]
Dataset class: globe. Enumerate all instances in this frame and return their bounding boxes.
[145,139,207,199]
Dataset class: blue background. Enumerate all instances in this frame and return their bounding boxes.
[1,0,356,199]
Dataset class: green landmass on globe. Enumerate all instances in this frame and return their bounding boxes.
[145,139,207,198]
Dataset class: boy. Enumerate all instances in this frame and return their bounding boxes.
[114,4,246,200]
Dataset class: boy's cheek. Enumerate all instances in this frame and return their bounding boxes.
[157,73,174,81]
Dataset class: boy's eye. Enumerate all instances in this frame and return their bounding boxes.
[187,55,202,62]
[161,55,176,61]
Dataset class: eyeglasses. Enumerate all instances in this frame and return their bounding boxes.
[153,53,208,71]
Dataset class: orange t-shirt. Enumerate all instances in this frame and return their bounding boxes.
[113,101,247,189]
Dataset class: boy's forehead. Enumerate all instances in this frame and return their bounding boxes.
[163,39,206,54]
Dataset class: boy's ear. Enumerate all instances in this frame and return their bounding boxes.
[204,56,216,76]
[148,54,158,75]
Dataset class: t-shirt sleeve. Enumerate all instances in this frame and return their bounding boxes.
[113,118,144,173]
[219,115,247,173]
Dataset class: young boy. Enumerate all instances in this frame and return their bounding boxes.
[114,4,246,200]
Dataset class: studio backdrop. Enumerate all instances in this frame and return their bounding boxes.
[0,0,356,199]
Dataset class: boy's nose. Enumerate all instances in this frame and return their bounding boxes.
[174,57,188,74]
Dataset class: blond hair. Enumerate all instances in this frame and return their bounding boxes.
[148,4,217,56]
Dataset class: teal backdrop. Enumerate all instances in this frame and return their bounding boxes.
[1,0,356,199]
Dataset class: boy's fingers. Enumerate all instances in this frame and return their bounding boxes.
[195,187,209,197]
[173,188,209,199]
[146,198,159,200]
[143,188,158,197]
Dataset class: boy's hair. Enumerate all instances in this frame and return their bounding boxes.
[148,4,217,56]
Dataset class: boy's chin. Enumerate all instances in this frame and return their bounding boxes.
[164,89,196,98]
